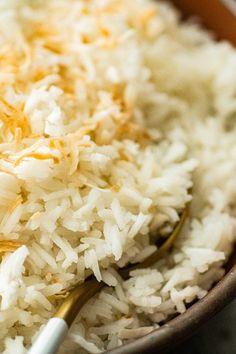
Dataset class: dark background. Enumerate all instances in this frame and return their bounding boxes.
[168,299,236,354]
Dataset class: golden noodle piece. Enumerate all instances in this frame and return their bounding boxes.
[0,240,23,253]
[0,97,31,140]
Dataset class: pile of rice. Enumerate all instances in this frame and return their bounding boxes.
[0,0,236,353]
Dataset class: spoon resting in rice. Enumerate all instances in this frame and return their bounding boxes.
[28,209,187,354]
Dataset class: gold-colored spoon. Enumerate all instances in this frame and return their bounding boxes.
[28,209,187,354]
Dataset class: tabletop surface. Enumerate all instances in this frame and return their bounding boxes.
[168,299,236,354]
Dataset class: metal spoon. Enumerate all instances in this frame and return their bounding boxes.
[28,209,187,354]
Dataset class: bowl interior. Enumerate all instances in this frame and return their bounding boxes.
[171,0,236,45]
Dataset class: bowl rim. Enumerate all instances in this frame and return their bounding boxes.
[106,264,236,354]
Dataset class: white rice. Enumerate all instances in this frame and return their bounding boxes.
[0,0,235,353]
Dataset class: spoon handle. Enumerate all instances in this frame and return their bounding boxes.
[28,279,104,354]
[27,317,68,354]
